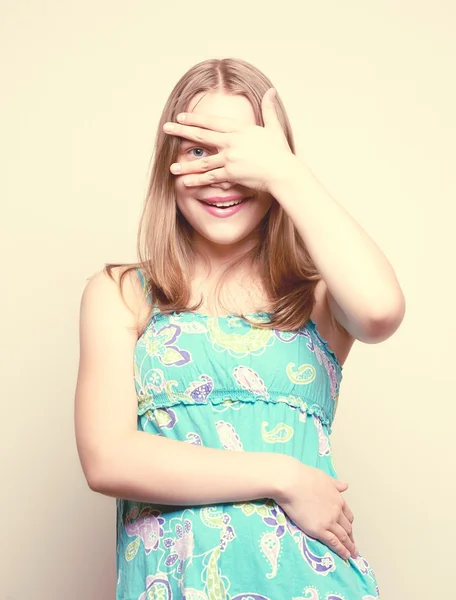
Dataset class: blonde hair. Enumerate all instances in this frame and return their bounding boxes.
[106,57,324,333]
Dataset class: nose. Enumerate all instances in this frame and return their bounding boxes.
[210,181,235,191]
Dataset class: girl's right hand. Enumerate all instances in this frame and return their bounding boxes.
[274,459,358,560]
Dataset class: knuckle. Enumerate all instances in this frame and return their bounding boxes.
[314,521,326,534]
[225,148,237,162]
[207,173,216,184]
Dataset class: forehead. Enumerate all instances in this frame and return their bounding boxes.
[186,92,257,126]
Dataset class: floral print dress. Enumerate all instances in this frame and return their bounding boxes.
[115,269,380,600]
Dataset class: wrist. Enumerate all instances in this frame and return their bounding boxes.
[266,153,304,196]
[268,454,302,505]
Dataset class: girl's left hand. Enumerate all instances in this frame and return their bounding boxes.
[163,88,297,193]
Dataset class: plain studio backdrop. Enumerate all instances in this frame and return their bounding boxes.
[1,1,455,598]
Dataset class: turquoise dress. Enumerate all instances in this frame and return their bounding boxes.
[116,269,380,600]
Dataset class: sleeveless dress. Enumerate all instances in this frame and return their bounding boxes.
[115,269,380,600]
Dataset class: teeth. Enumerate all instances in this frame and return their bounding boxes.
[212,199,244,208]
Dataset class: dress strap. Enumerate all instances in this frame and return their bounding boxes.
[135,267,153,306]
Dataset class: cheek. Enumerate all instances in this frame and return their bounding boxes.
[174,178,192,209]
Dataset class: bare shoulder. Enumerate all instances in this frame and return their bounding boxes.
[310,279,356,367]
[81,266,148,337]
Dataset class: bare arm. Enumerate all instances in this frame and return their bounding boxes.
[74,268,358,559]
[268,157,406,343]
[74,268,289,505]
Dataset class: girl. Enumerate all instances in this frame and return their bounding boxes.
[75,58,405,599]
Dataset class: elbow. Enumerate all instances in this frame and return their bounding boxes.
[80,450,118,495]
[85,466,107,493]
[362,294,406,343]
[77,433,134,495]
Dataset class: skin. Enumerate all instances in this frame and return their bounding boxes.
[160,86,405,554]
[174,92,275,256]
[73,87,405,566]
[164,87,405,350]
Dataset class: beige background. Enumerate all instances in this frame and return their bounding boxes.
[2,1,455,598]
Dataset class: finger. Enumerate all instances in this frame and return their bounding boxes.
[170,154,224,176]
[335,480,349,493]
[181,168,227,187]
[176,112,240,133]
[163,122,224,147]
[261,88,282,131]
[211,181,233,190]
[342,501,354,525]
[320,528,351,560]
[337,512,356,547]
[327,523,357,559]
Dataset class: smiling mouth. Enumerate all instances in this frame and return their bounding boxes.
[198,197,252,209]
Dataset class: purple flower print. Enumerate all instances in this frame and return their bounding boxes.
[219,513,236,552]
[125,506,165,554]
[314,346,338,399]
[185,374,214,403]
[274,328,315,352]
[262,505,287,538]
[231,595,271,600]
[144,323,191,367]
[164,519,194,574]
[155,407,178,430]
[138,574,172,600]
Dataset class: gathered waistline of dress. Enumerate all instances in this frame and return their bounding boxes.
[137,390,336,430]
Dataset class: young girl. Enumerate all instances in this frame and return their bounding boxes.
[75,58,405,599]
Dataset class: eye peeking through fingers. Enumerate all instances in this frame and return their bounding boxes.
[187,147,209,159]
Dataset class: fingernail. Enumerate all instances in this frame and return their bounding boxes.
[177,113,186,121]
[171,163,181,173]
[164,123,174,132]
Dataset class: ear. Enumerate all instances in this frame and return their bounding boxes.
[261,88,281,130]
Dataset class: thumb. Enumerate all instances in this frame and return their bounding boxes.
[261,88,281,130]
[335,480,349,492]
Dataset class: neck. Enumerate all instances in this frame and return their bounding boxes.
[191,231,260,273]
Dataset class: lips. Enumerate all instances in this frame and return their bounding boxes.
[197,196,252,218]
[199,197,250,208]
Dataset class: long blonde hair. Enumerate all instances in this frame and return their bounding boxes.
[105,58,323,332]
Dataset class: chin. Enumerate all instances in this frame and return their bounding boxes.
[195,225,258,247]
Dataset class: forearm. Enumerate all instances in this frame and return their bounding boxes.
[269,157,405,331]
[90,430,292,505]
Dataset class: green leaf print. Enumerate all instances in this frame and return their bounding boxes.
[200,506,225,529]
[286,363,316,384]
[182,590,209,600]
[162,346,189,366]
[234,500,272,518]
[261,421,294,443]
[206,548,227,600]
[125,536,140,562]
[206,318,273,357]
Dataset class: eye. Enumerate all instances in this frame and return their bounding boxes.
[187,147,208,159]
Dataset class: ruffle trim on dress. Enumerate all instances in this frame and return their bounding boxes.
[306,318,343,372]
[137,391,334,431]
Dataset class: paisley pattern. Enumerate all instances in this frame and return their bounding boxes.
[261,421,294,443]
[115,269,381,599]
